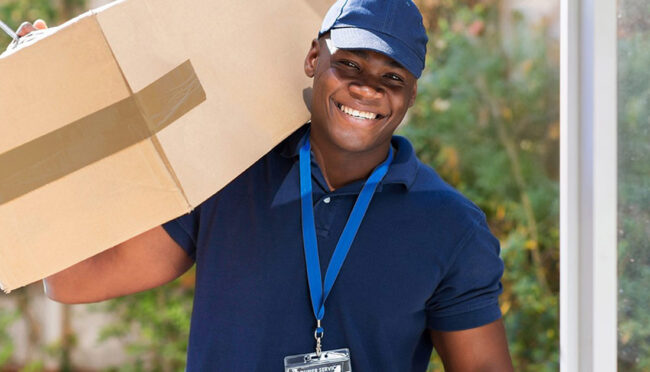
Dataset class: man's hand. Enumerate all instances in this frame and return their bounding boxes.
[15,19,48,37]
[2,19,48,55]
[430,319,514,371]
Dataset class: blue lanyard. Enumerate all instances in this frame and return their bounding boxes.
[299,135,393,333]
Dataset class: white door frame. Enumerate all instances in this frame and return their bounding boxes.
[560,0,617,371]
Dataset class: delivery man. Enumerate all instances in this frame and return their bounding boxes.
[16,0,513,370]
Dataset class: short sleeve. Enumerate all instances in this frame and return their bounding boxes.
[162,207,201,261]
[426,216,504,331]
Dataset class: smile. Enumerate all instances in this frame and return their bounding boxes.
[335,102,384,120]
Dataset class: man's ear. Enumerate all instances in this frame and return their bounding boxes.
[408,81,418,108]
[304,39,320,78]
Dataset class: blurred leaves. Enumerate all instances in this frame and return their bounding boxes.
[0,307,19,366]
[410,1,559,370]
[95,269,195,372]
[0,0,56,48]
[0,0,84,48]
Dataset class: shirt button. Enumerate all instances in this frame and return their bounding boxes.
[323,197,331,204]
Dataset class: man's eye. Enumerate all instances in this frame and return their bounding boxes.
[385,73,404,82]
[339,60,360,70]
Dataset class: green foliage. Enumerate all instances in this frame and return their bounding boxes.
[409,1,559,371]
[617,0,650,369]
[0,0,56,48]
[0,0,85,49]
[18,360,45,372]
[0,288,58,371]
[0,307,19,366]
[96,271,195,372]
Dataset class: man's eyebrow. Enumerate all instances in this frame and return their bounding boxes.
[346,49,406,70]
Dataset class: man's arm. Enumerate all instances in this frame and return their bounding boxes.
[44,225,194,304]
[430,319,513,372]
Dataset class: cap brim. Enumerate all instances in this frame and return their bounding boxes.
[330,27,423,78]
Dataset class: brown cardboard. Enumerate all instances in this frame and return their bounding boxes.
[0,0,330,292]
[0,60,205,204]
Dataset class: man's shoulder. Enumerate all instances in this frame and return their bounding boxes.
[269,124,309,159]
[198,125,306,210]
[393,136,485,225]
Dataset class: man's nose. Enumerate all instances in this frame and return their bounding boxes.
[348,81,384,100]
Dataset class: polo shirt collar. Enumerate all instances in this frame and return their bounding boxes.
[280,124,419,191]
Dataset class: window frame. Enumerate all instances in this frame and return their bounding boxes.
[560,0,618,370]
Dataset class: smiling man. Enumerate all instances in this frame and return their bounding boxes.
[307,36,417,191]
[42,0,513,370]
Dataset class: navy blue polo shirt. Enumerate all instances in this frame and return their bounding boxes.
[162,124,503,371]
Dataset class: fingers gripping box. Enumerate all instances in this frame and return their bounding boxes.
[0,0,330,292]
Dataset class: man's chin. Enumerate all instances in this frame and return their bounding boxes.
[327,130,383,154]
[311,117,391,154]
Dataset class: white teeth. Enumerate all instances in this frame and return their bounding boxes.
[338,104,378,120]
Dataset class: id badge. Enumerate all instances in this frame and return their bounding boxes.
[284,348,352,372]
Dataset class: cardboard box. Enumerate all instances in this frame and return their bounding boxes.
[0,0,331,292]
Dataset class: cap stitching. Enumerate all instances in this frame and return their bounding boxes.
[335,0,350,25]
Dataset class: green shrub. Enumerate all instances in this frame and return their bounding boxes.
[407,1,559,370]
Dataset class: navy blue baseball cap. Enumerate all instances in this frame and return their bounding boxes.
[319,0,428,78]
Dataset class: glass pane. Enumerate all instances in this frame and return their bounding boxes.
[617,0,650,370]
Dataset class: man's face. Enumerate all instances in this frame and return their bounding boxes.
[304,36,418,155]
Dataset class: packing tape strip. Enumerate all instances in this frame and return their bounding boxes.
[0,59,206,205]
